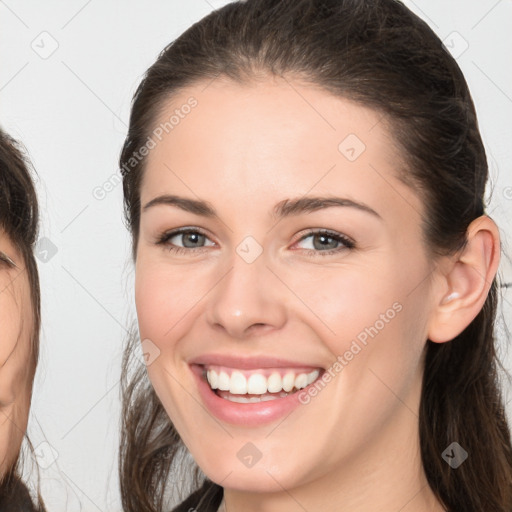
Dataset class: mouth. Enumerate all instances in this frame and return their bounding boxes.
[188,354,326,425]
[203,365,323,403]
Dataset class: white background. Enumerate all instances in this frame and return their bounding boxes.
[1,1,511,510]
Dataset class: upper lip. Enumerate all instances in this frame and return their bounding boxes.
[188,353,324,371]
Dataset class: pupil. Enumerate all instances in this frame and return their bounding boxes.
[314,234,336,250]
[184,232,203,248]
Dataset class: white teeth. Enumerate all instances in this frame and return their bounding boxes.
[205,368,320,396]
[218,371,230,391]
[247,373,268,394]
[218,390,291,403]
[260,394,279,402]
[294,372,308,390]
[282,372,295,392]
[223,394,279,403]
[206,369,218,389]
[306,370,318,386]
[230,371,247,394]
[267,372,282,393]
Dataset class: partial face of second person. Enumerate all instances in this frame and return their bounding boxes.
[0,233,33,478]
[134,76,445,501]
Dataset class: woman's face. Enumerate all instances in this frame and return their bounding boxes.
[0,232,34,478]
[135,77,440,493]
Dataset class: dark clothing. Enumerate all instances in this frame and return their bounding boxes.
[172,480,223,512]
[0,477,38,512]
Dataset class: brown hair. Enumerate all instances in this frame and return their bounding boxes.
[119,1,512,510]
[0,127,44,510]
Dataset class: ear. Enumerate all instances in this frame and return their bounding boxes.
[428,215,500,343]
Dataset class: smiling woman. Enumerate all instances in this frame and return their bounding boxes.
[0,128,43,510]
[118,1,512,511]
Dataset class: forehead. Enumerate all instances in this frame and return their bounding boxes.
[141,76,423,221]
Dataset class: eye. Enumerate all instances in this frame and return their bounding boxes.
[156,228,215,255]
[155,227,355,257]
[293,229,355,256]
[0,251,16,268]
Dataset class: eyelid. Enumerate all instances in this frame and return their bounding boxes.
[157,226,213,240]
[0,251,17,268]
[294,228,354,245]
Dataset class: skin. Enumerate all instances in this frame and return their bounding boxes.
[0,230,34,480]
[134,76,500,512]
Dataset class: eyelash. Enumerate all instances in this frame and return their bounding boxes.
[0,252,16,268]
[155,227,355,257]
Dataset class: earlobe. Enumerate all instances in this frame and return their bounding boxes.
[428,215,500,343]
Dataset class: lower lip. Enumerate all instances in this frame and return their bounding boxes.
[190,364,320,426]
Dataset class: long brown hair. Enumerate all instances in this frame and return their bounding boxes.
[0,127,44,509]
[119,1,512,510]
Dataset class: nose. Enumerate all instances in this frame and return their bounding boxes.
[206,248,287,339]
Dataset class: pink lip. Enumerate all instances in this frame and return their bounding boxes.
[189,360,324,427]
[188,353,324,371]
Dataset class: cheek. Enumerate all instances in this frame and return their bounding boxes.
[0,283,33,407]
[276,258,401,346]
[0,391,31,479]
[0,279,21,361]
[0,306,21,366]
[0,286,33,478]
[134,264,185,417]
[134,268,165,340]
[134,259,209,351]
[282,258,427,398]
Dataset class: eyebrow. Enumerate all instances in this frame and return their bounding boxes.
[142,194,382,220]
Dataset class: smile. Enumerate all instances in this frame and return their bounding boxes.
[204,365,321,403]
[189,356,325,425]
